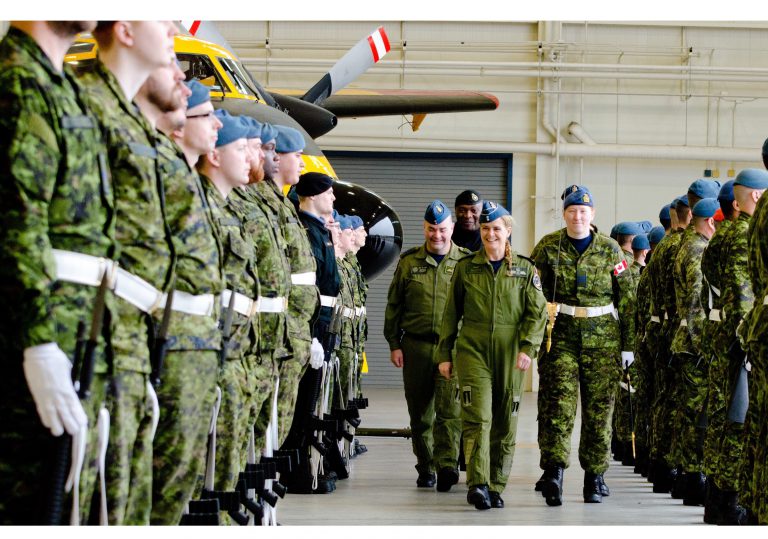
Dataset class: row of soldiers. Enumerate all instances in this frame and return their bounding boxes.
[606,172,768,525]
[0,21,369,526]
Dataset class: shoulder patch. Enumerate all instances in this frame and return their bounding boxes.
[532,268,542,290]
[400,246,420,259]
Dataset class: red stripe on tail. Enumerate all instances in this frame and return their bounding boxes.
[378,27,391,53]
[367,35,379,62]
[189,21,201,36]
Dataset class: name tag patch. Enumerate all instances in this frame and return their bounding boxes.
[411,266,428,275]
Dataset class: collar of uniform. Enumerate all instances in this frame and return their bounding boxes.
[562,228,597,255]
[199,172,225,206]
[738,210,753,222]
[6,27,64,82]
[299,209,325,226]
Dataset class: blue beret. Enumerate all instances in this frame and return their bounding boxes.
[718,180,736,201]
[734,168,768,190]
[349,215,364,229]
[479,200,510,223]
[688,178,721,199]
[295,172,333,196]
[239,116,263,140]
[213,109,249,148]
[675,195,689,208]
[659,204,671,223]
[274,125,305,153]
[260,123,278,144]
[455,190,482,206]
[424,199,451,225]
[614,221,643,235]
[649,226,666,245]
[638,220,653,233]
[632,234,650,250]
[561,184,591,201]
[185,80,210,109]
[563,188,594,209]
[692,198,719,218]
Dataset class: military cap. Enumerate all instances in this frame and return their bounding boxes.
[609,225,618,240]
[186,80,211,109]
[734,168,768,190]
[239,116,263,140]
[275,125,305,153]
[563,188,594,209]
[561,184,591,200]
[614,221,643,235]
[688,178,721,199]
[455,189,482,207]
[295,172,334,196]
[632,234,650,250]
[479,200,510,223]
[424,200,451,225]
[692,197,719,218]
[213,110,249,147]
[339,215,354,230]
[675,195,689,208]
[260,123,278,144]
[718,179,736,201]
[637,220,653,233]
[648,226,666,245]
[349,215,364,229]
[659,204,672,224]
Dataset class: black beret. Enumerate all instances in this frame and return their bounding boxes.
[295,172,334,196]
[455,189,482,207]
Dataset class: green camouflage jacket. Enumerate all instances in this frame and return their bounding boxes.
[671,230,709,356]
[718,213,754,345]
[744,194,768,345]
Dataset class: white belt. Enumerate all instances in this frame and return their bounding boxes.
[709,309,722,322]
[221,289,259,317]
[259,296,287,313]
[680,319,688,328]
[711,285,721,297]
[320,295,338,308]
[163,291,215,317]
[52,249,118,288]
[354,306,365,317]
[650,315,661,323]
[341,307,355,319]
[291,272,316,286]
[664,312,669,320]
[556,303,615,318]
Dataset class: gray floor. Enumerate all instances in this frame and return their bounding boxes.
[278,388,709,525]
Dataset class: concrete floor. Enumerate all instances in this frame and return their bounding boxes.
[278,388,711,526]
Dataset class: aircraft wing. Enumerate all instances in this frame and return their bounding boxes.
[317,89,499,117]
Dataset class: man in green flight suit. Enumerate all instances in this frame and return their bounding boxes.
[532,187,636,507]
[384,200,469,491]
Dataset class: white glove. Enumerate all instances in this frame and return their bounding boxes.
[23,343,87,436]
[621,351,635,369]
[310,338,325,369]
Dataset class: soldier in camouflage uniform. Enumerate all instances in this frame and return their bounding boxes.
[384,201,468,491]
[136,75,226,524]
[0,21,115,525]
[438,201,546,510]
[198,111,269,523]
[668,197,719,506]
[531,188,636,506]
[78,21,178,525]
[348,215,370,421]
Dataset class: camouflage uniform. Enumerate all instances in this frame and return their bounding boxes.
[628,261,652,465]
[0,27,115,525]
[149,134,224,525]
[384,243,468,476]
[347,252,369,399]
[531,230,636,474]
[668,229,710,474]
[230,185,292,455]
[438,249,547,493]
[255,180,318,450]
[80,59,174,525]
[337,255,358,411]
[201,177,271,503]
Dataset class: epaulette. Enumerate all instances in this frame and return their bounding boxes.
[515,253,536,266]
[457,246,474,258]
[400,246,421,259]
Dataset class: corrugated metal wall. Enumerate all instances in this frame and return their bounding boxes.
[326,151,512,388]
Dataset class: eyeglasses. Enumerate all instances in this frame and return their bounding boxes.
[186,111,215,120]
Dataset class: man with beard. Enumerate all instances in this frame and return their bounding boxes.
[78,21,178,525]
[451,189,483,252]
[137,69,226,524]
[0,20,116,525]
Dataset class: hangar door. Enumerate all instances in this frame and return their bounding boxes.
[325,151,513,388]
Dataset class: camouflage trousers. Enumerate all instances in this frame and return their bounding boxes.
[649,348,677,462]
[741,341,767,522]
[538,344,621,475]
[666,353,708,473]
[253,338,309,455]
[401,335,461,474]
[149,350,218,525]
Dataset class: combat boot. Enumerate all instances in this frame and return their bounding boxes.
[651,461,674,493]
[621,441,635,466]
[467,484,491,510]
[718,491,748,525]
[540,465,564,507]
[534,471,545,492]
[597,473,610,497]
[670,467,686,499]
[703,477,722,524]
[682,471,706,506]
[583,471,603,503]
[416,471,436,488]
[488,491,504,509]
[436,467,459,492]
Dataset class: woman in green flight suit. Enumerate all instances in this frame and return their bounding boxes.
[438,201,547,510]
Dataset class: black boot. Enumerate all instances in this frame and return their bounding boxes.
[652,461,674,493]
[416,471,436,488]
[718,491,748,525]
[647,457,657,483]
[534,471,545,492]
[682,471,706,506]
[436,467,459,492]
[670,467,686,499]
[621,441,635,466]
[467,484,491,510]
[540,465,564,507]
[703,477,722,524]
[583,471,603,503]
[488,491,504,509]
[597,473,610,497]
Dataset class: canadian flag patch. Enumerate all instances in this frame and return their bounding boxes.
[613,260,628,276]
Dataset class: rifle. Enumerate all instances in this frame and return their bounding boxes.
[220,287,237,366]
[726,340,750,424]
[625,368,636,460]
[45,265,112,524]
[150,278,175,388]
